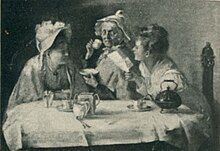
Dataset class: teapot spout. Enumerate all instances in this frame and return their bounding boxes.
[144,94,154,101]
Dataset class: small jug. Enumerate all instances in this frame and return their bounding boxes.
[74,92,100,115]
[73,102,90,120]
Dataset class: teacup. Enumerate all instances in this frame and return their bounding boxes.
[133,100,147,110]
[128,99,151,111]
[137,100,149,110]
[73,102,90,120]
[61,99,73,110]
[92,39,102,49]
[43,91,54,108]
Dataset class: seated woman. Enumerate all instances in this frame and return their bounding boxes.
[125,24,213,148]
[83,10,141,100]
[6,21,88,112]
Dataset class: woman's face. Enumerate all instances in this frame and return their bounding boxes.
[50,42,69,64]
[132,39,146,61]
[100,22,124,47]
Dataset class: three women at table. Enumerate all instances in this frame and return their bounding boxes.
[5,12,213,151]
[7,18,212,119]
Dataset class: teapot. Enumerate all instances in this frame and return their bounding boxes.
[74,92,100,115]
[155,80,182,113]
[146,80,182,113]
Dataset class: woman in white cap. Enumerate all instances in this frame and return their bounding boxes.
[6,21,88,111]
[84,10,140,100]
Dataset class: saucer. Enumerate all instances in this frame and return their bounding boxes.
[79,68,99,76]
[137,106,152,112]
[127,104,152,112]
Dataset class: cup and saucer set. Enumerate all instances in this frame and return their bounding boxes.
[127,95,154,112]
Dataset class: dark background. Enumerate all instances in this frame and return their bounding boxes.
[1,0,124,115]
[1,0,220,150]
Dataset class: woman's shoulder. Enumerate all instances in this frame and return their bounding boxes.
[21,55,42,75]
[162,56,177,66]
[25,55,40,64]
[152,55,186,80]
[154,55,177,71]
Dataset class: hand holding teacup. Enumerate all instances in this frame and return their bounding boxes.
[85,39,102,60]
[92,39,102,49]
[79,69,99,88]
[83,74,99,88]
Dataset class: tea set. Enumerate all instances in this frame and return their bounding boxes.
[44,80,182,121]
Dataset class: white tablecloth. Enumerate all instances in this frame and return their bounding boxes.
[3,100,210,151]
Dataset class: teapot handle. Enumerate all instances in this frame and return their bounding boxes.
[73,94,78,103]
[94,94,100,106]
[84,101,91,117]
[160,80,178,91]
[144,94,154,101]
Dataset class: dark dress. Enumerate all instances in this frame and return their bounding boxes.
[86,44,141,100]
[6,54,88,112]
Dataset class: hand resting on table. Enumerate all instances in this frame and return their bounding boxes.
[51,89,71,100]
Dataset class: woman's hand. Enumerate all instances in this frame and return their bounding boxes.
[125,72,144,88]
[53,89,71,100]
[85,39,94,60]
[83,74,98,88]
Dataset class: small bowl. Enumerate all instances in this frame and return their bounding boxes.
[138,105,152,111]
[127,104,152,112]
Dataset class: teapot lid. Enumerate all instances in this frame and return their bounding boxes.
[160,80,178,91]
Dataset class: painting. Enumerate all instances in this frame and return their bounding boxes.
[1,0,219,151]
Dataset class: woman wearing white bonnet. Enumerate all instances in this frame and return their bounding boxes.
[84,10,140,100]
[6,21,88,111]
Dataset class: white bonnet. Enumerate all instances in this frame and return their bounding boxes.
[35,21,72,54]
[94,10,131,41]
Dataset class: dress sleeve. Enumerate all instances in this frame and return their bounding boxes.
[94,84,116,100]
[149,69,187,97]
[7,58,44,111]
[69,66,89,95]
[161,70,187,91]
[136,77,149,96]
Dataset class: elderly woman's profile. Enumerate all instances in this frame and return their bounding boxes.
[6,21,88,112]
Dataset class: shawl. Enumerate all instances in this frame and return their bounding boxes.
[6,55,88,112]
